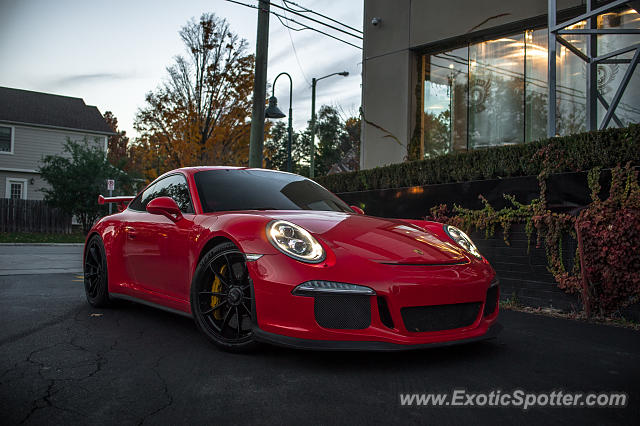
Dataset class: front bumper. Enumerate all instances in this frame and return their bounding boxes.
[253,323,502,351]
[248,251,500,349]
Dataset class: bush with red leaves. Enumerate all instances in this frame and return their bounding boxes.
[577,165,640,315]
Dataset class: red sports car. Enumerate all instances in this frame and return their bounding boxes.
[85,167,500,351]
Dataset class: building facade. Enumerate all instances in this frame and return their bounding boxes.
[360,0,640,169]
[0,87,113,200]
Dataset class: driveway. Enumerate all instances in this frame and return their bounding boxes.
[0,273,638,425]
[0,244,83,275]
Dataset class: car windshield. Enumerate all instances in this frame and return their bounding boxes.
[194,169,352,213]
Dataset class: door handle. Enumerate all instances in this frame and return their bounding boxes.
[125,226,137,239]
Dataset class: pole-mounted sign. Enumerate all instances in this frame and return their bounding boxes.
[106,179,115,214]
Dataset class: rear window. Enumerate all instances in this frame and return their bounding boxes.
[194,169,351,213]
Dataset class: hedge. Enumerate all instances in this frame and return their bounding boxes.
[315,124,640,193]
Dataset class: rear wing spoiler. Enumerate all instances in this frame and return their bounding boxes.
[98,195,135,212]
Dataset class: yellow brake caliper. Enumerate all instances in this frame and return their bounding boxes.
[210,265,227,320]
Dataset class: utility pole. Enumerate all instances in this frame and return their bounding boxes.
[310,78,316,178]
[248,0,270,168]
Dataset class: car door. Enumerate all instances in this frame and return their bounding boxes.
[123,174,195,300]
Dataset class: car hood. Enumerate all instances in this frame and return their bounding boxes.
[258,210,468,265]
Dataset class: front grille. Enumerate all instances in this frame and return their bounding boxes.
[401,302,481,332]
[314,294,371,329]
[484,285,499,317]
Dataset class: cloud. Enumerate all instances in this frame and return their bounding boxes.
[47,72,134,89]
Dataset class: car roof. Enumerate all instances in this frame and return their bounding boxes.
[158,166,297,179]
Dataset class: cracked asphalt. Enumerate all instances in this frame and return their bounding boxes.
[1,273,639,425]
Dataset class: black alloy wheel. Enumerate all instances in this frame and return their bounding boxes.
[191,242,257,351]
[84,235,111,307]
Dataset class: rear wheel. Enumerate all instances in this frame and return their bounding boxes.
[84,235,111,307]
[190,242,257,351]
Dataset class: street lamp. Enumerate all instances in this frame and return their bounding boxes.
[310,71,349,178]
[265,72,293,172]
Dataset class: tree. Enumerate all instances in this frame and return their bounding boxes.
[133,13,255,181]
[314,106,360,176]
[39,139,131,233]
[263,106,360,177]
[103,111,130,169]
[264,122,309,175]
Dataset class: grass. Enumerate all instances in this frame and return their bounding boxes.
[0,232,86,244]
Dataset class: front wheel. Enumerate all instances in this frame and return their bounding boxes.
[190,242,257,352]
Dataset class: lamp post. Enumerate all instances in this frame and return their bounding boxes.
[265,72,293,172]
[310,71,349,178]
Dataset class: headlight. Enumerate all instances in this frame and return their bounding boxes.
[444,225,482,259]
[267,220,325,263]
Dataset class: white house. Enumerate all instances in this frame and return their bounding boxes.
[0,86,114,200]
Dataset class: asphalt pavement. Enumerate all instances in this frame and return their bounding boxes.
[1,271,639,425]
[0,244,83,276]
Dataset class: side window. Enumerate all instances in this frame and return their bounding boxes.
[128,174,194,213]
[128,181,158,212]
[153,174,193,213]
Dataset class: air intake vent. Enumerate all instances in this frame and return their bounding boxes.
[484,284,499,317]
[314,294,371,330]
[401,302,481,332]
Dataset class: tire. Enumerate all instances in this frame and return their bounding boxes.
[84,234,111,308]
[190,242,258,352]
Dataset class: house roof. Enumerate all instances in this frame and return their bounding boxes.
[0,86,114,135]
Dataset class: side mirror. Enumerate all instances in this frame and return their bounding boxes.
[350,205,365,215]
[146,197,183,222]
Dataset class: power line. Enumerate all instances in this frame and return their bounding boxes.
[224,0,362,49]
[266,0,362,40]
[281,0,363,35]
[279,1,310,85]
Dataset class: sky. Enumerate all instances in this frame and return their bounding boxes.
[0,0,363,137]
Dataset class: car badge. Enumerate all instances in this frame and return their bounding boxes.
[413,249,424,255]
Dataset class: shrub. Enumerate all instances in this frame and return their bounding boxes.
[576,165,640,316]
[316,124,640,193]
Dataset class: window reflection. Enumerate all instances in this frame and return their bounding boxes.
[420,8,640,156]
[422,47,468,157]
[556,21,587,136]
[597,9,640,126]
[525,29,549,142]
[469,35,525,147]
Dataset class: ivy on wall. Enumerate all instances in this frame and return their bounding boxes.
[316,124,640,193]
[429,162,640,317]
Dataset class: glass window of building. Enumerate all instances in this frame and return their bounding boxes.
[469,34,525,148]
[525,29,549,142]
[420,7,640,158]
[421,47,468,158]
[597,8,640,126]
[556,20,587,136]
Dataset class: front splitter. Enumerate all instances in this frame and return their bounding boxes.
[253,323,502,351]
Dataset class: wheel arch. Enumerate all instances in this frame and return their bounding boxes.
[196,235,237,266]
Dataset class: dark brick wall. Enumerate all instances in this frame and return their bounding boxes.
[470,224,582,312]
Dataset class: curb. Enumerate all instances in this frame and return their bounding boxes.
[0,243,84,247]
[0,269,83,276]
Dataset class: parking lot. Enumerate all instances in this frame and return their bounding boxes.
[0,246,638,425]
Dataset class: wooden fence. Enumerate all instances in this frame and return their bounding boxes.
[0,199,72,233]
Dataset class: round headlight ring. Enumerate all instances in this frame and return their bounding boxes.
[267,220,326,263]
[444,225,483,259]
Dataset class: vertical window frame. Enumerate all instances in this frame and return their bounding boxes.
[0,125,15,155]
[5,177,28,200]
